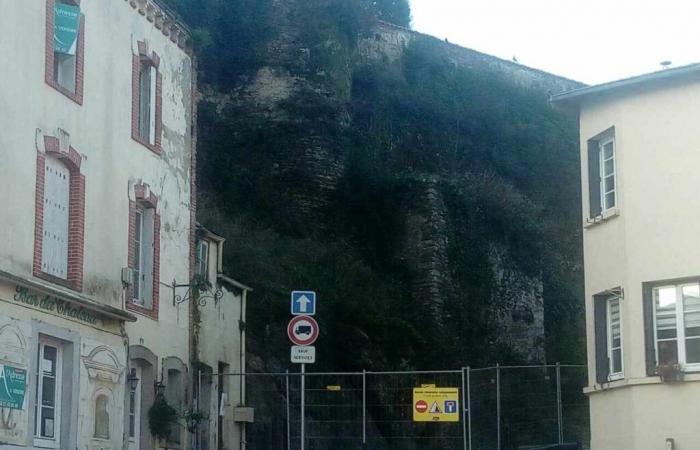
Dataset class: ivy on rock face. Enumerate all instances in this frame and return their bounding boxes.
[163,0,584,371]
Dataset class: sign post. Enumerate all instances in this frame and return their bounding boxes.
[301,363,305,450]
[288,291,320,450]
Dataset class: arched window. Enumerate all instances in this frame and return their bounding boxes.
[94,394,110,439]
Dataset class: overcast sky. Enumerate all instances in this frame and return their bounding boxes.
[410,0,700,85]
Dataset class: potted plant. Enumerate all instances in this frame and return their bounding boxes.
[657,363,683,383]
[183,408,209,433]
[147,394,179,440]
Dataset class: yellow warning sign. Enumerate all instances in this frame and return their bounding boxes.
[412,387,460,422]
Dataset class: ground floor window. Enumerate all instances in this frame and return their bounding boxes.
[128,367,142,446]
[594,291,624,383]
[34,337,63,448]
[653,283,700,368]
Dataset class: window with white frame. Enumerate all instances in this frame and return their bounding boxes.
[42,156,70,279]
[196,240,209,280]
[34,337,63,448]
[599,138,616,212]
[137,61,157,145]
[586,128,617,219]
[132,206,155,308]
[607,298,623,380]
[654,283,700,368]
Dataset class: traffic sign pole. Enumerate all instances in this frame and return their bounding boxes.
[301,363,306,450]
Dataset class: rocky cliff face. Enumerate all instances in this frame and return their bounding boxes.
[192,0,584,369]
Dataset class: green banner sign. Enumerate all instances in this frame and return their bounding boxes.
[54,3,80,55]
[0,364,27,410]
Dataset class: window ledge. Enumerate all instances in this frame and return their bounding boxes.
[125,301,158,320]
[132,134,162,156]
[47,79,83,106]
[584,371,700,394]
[584,208,620,228]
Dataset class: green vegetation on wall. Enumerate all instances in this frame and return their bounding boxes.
[166,0,584,371]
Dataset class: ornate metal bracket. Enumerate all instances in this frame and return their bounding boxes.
[171,278,223,307]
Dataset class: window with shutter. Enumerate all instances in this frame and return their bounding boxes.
[586,128,616,219]
[587,140,601,218]
[133,209,144,304]
[41,156,70,279]
[130,203,156,310]
[136,61,159,146]
[196,240,209,280]
[594,294,609,384]
[138,63,151,142]
[148,65,157,145]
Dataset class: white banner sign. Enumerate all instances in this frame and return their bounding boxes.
[291,346,316,364]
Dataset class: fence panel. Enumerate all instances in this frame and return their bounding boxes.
[216,365,589,450]
[366,371,463,450]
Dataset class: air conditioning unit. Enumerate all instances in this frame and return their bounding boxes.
[233,407,254,423]
[121,267,134,286]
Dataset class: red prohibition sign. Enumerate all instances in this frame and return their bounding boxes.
[415,400,428,413]
[287,315,319,346]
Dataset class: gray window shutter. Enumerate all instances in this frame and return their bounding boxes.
[594,295,609,383]
[642,283,657,376]
[588,140,602,218]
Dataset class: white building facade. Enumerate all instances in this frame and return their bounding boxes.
[0,2,197,450]
[193,226,251,450]
[553,65,700,450]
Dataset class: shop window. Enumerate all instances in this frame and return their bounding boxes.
[34,337,63,448]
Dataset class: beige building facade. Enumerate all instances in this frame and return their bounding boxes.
[0,2,200,450]
[553,65,700,450]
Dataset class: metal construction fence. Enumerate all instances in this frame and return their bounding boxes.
[214,364,589,450]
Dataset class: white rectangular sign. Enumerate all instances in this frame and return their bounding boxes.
[291,345,316,364]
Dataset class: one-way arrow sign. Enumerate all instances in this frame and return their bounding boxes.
[291,291,316,316]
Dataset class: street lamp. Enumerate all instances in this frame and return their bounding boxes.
[154,380,166,396]
[127,368,140,391]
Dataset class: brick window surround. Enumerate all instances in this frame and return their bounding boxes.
[126,183,160,320]
[45,0,85,105]
[33,136,86,292]
[131,41,163,155]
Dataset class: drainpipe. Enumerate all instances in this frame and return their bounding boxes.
[238,288,247,450]
[120,285,131,450]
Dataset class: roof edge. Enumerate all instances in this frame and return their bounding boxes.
[551,63,700,105]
